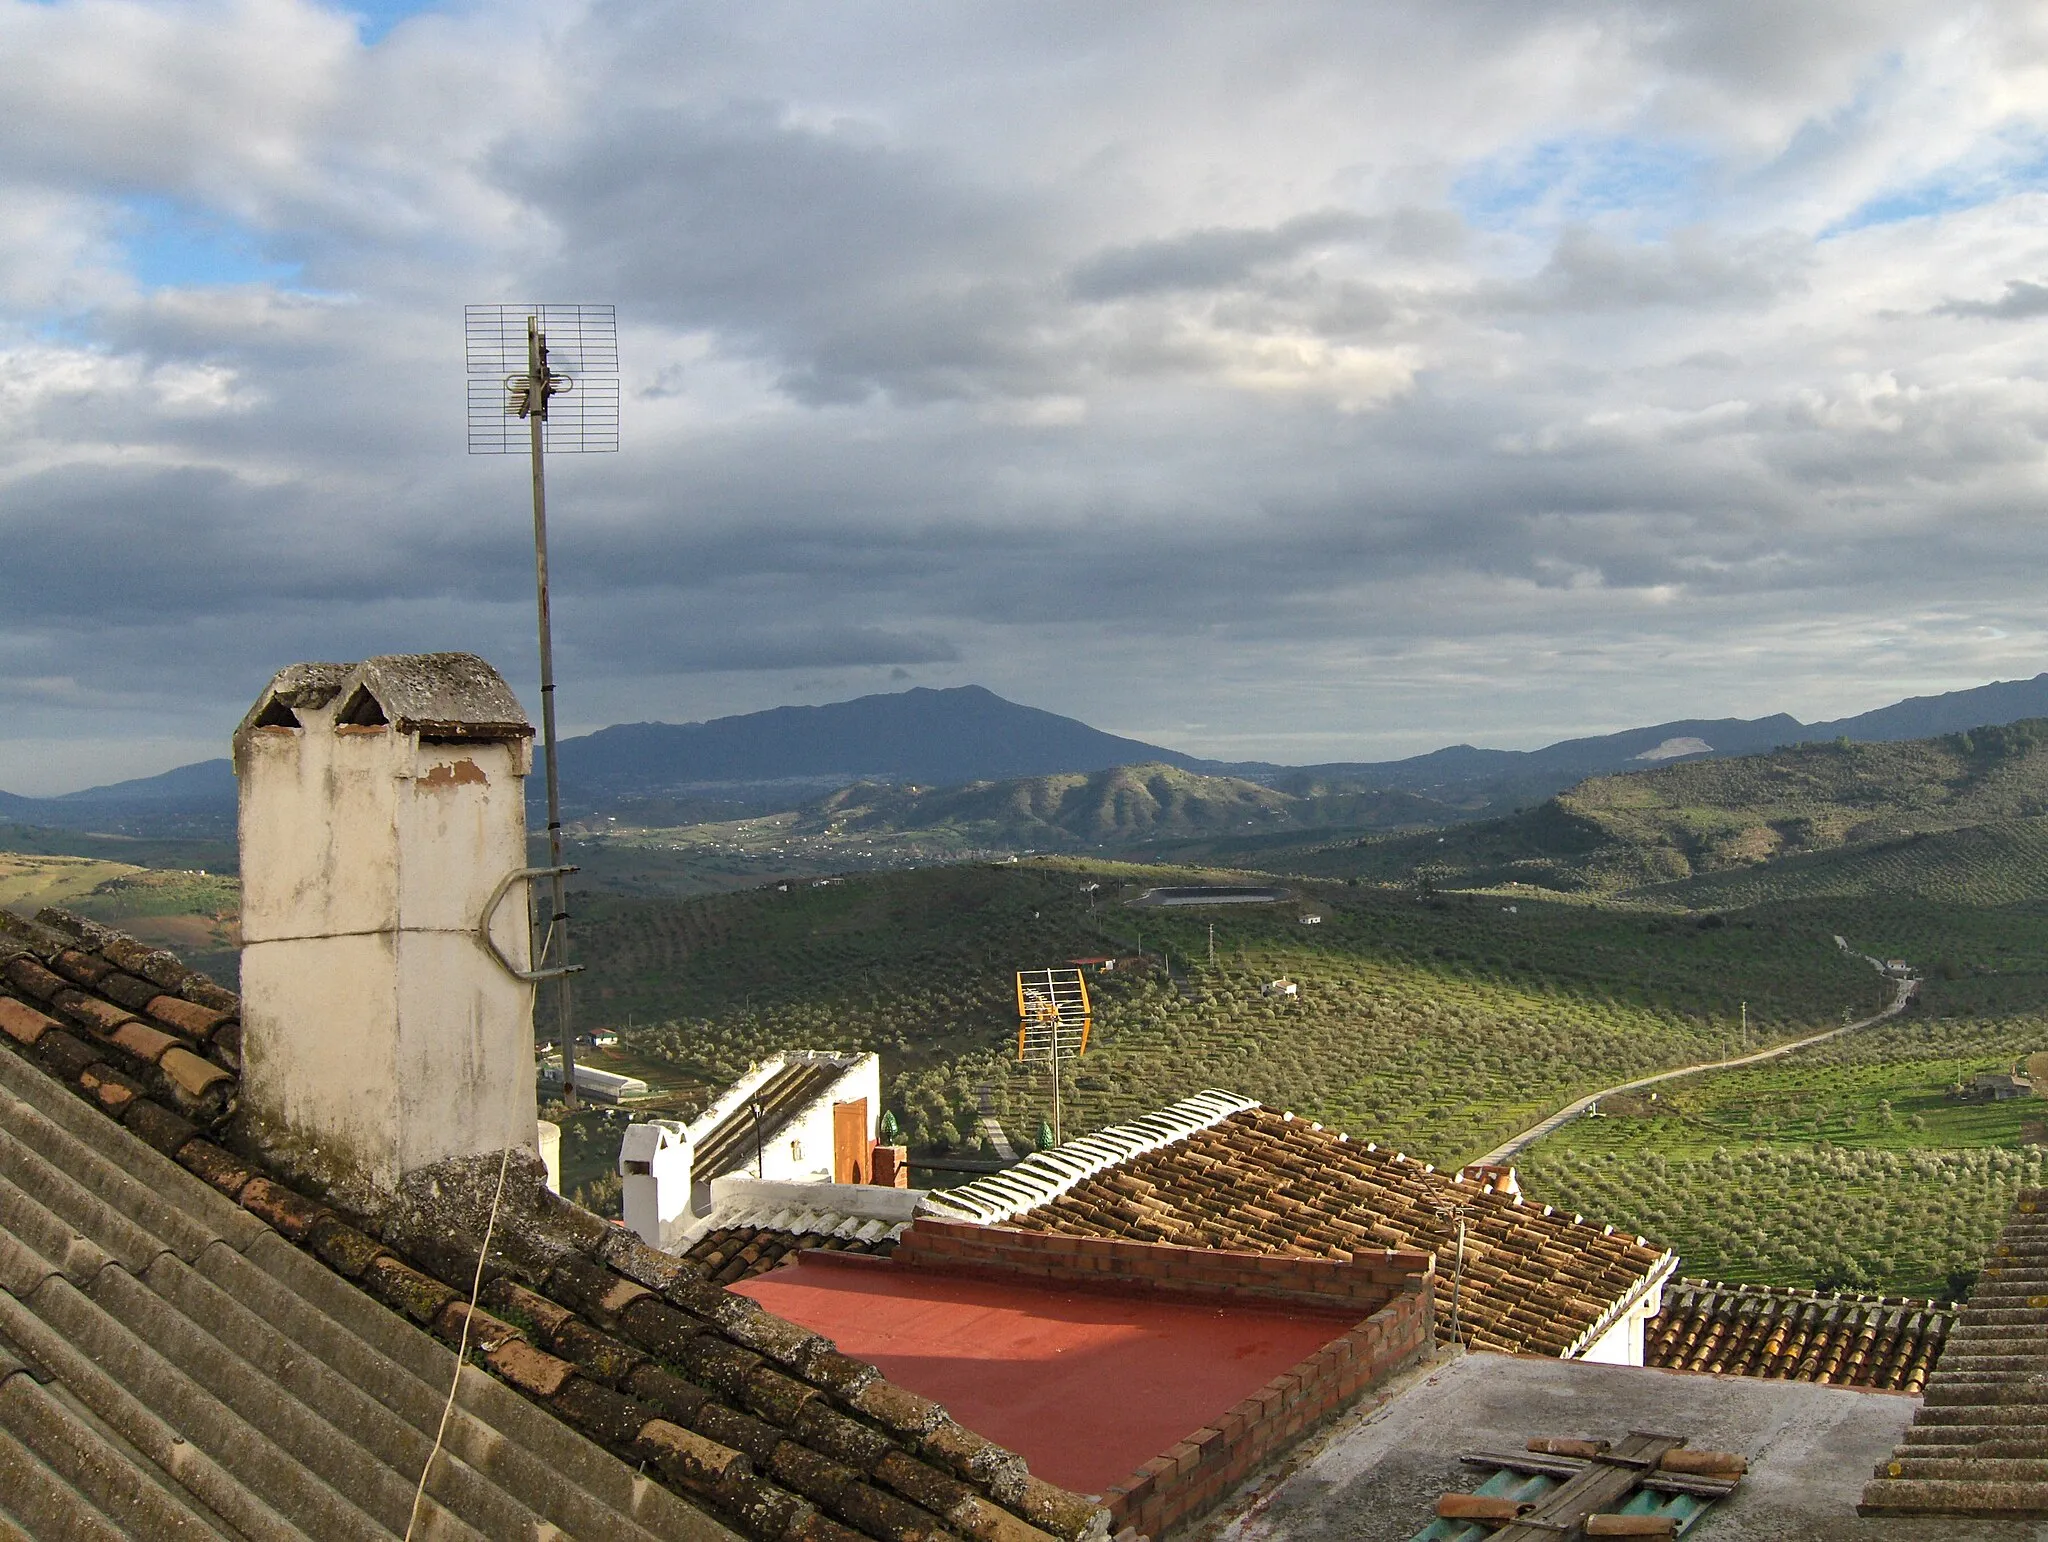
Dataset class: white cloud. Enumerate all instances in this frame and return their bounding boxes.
[6,0,2048,789]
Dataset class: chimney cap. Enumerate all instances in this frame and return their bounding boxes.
[238,653,533,743]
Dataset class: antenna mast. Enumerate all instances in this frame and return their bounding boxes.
[466,304,619,1110]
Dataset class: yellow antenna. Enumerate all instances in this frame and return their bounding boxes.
[1016,967,1091,1144]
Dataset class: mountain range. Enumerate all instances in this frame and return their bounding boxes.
[10,674,2048,840]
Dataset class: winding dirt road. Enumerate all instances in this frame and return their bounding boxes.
[1472,962,1919,1168]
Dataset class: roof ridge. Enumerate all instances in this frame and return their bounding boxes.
[917,1090,1258,1225]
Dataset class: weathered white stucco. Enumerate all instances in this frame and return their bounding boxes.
[620,1119,692,1251]
[757,1053,882,1187]
[235,657,540,1198]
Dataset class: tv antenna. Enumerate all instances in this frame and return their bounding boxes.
[1016,967,1092,1145]
[466,304,619,1108]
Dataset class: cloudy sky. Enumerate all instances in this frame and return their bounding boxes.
[6,1,2048,792]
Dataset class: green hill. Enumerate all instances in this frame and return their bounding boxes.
[799,763,1301,846]
[784,762,1463,852]
[1293,721,2048,895]
[560,857,1880,1167]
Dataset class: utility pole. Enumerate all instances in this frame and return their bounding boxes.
[1741,1000,1747,1051]
[1208,923,1215,966]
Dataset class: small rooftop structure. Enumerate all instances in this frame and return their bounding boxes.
[236,653,541,1202]
[1223,1351,1989,1542]
[688,1051,881,1191]
[613,1052,892,1256]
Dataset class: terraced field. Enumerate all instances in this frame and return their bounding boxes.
[1517,1009,2048,1296]
[1652,818,2048,910]
[563,859,1880,1167]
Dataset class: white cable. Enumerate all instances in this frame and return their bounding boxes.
[405,1142,513,1541]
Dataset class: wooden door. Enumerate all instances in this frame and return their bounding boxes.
[833,1098,869,1185]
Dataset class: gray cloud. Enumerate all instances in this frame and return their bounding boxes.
[1938,279,2048,319]
[681,627,959,672]
[1068,211,1376,300]
[3,0,2048,794]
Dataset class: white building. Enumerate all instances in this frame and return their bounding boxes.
[617,1050,911,1254]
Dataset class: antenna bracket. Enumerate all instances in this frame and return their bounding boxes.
[479,865,586,983]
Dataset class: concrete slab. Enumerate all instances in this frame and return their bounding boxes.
[1215,1352,2046,1542]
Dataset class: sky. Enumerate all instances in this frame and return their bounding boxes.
[7,1,2048,793]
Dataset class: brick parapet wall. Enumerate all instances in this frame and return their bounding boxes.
[891,1221,1436,1539]
[893,1219,1432,1313]
[1106,1281,1433,1539]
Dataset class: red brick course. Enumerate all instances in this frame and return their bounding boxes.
[892,1219,1429,1315]
[1099,1274,1432,1538]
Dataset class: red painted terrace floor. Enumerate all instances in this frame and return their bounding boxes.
[733,1257,1358,1496]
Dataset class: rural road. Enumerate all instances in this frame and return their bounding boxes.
[1472,959,1919,1168]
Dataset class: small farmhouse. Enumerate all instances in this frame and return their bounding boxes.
[1966,1069,2033,1101]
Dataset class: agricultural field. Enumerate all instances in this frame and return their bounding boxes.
[0,851,241,985]
[0,852,143,913]
[1516,1007,2048,1298]
[560,858,1886,1168]
[1648,818,2048,910]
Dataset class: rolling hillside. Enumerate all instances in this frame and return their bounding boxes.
[561,858,1880,1164]
[791,762,1458,849]
[1296,721,2048,894]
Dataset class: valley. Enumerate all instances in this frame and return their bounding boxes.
[13,695,2048,1299]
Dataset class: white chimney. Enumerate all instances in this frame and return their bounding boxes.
[619,1120,691,1251]
[234,654,539,1199]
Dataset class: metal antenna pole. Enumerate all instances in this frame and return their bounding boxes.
[528,317,578,1111]
[1052,1042,1062,1148]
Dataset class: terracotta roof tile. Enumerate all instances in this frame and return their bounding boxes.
[938,1098,1672,1359]
[686,1225,903,1284]
[0,906,1105,1542]
[1647,1278,1954,1392]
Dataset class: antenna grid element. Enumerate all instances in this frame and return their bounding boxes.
[1017,967,1091,1147]
[465,305,620,454]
